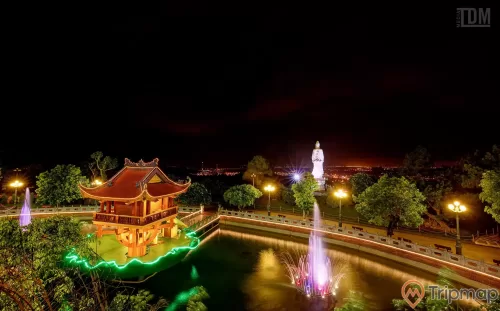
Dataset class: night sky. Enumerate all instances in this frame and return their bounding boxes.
[2,3,498,169]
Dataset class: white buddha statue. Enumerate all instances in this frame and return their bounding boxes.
[311,141,325,190]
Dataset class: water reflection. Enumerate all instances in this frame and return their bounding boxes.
[219,227,434,310]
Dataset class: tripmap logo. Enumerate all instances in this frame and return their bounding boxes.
[456,8,491,27]
[401,280,425,309]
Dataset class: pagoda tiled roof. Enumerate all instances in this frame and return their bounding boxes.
[79,158,190,201]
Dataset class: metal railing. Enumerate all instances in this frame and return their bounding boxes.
[0,205,99,217]
[251,205,474,241]
[179,206,202,213]
[187,213,219,232]
[219,210,500,279]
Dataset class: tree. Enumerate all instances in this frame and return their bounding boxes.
[461,145,500,189]
[480,170,500,223]
[90,151,118,181]
[355,175,427,236]
[35,164,88,207]
[423,180,453,215]
[242,155,272,187]
[280,184,296,206]
[335,291,368,311]
[199,178,228,203]
[0,216,167,310]
[403,145,432,176]
[349,173,375,199]
[185,286,209,311]
[109,290,167,311]
[177,183,212,206]
[393,269,457,311]
[223,185,262,210]
[292,172,318,219]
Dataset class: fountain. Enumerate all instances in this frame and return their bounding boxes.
[19,188,32,227]
[282,202,345,300]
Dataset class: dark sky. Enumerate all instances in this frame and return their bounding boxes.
[2,3,498,169]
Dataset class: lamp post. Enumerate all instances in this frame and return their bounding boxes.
[448,201,466,255]
[9,180,23,208]
[264,184,275,216]
[251,173,256,209]
[91,180,102,205]
[334,189,347,228]
[293,173,301,182]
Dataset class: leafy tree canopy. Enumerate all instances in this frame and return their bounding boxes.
[423,179,453,215]
[280,184,296,206]
[291,172,318,218]
[403,145,432,176]
[392,271,454,311]
[335,291,368,311]
[355,175,427,230]
[223,184,262,210]
[177,182,212,206]
[242,155,272,187]
[349,173,375,199]
[200,178,227,200]
[0,216,166,310]
[480,170,500,223]
[35,164,88,207]
[90,151,118,181]
[461,145,500,188]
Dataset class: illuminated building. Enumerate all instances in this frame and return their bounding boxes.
[79,158,190,257]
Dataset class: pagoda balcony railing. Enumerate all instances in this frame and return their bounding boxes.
[94,206,178,226]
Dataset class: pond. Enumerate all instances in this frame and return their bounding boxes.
[137,224,441,310]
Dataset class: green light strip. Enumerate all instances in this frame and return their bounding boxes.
[65,230,199,270]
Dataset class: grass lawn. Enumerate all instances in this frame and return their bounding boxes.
[253,194,363,220]
[90,233,192,265]
[79,231,198,279]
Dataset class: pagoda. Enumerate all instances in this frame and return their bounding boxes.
[79,158,190,257]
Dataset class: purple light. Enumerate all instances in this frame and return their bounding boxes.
[20,188,31,227]
[293,173,301,181]
[282,203,344,298]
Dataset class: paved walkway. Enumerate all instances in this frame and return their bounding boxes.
[250,210,500,264]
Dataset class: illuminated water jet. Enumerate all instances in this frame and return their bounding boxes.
[281,202,344,298]
[19,188,31,227]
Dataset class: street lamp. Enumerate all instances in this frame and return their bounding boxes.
[92,179,103,186]
[251,173,257,208]
[293,173,301,182]
[9,180,23,208]
[334,189,347,228]
[448,201,466,255]
[264,184,275,216]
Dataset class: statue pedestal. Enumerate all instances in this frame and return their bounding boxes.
[315,178,325,191]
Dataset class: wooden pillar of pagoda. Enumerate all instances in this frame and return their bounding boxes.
[100,202,105,213]
[117,226,159,257]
